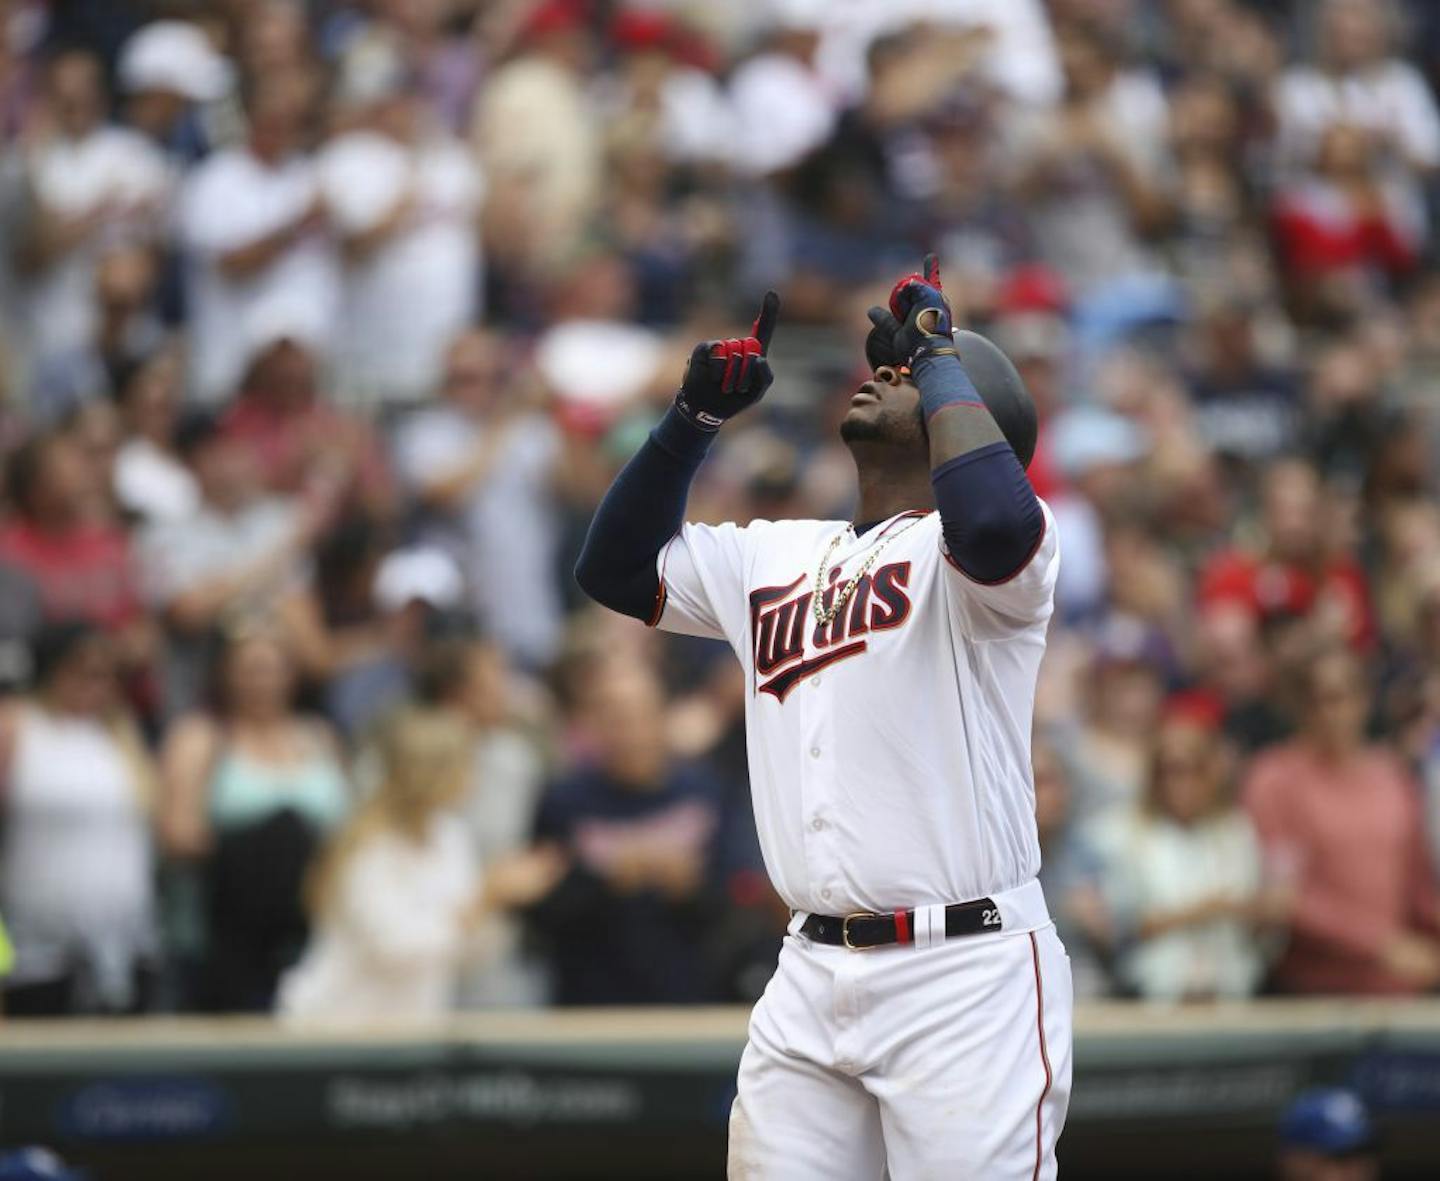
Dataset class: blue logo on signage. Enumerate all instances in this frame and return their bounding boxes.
[56,1078,231,1141]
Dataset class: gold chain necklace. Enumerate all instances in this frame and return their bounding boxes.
[811,514,926,626]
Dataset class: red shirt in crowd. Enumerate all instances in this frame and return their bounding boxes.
[1243,742,1440,996]
[1271,183,1419,282]
[0,519,140,628]
[1198,548,1375,649]
[220,396,391,507]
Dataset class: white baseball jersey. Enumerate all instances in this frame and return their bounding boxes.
[654,503,1059,916]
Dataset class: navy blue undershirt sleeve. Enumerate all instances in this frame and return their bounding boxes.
[574,406,715,622]
[931,441,1045,583]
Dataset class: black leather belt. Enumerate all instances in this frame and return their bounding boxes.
[801,897,1002,950]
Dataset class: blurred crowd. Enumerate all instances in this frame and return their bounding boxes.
[2,0,1440,1018]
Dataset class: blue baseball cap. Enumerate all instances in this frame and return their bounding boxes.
[1279,1088,1376,1156]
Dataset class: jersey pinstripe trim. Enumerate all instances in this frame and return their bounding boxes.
[1029,931,1054,1181]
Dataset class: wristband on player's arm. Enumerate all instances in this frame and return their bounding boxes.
[910,348,988,423]
[573,405,714,623]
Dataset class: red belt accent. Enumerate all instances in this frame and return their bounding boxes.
[893,908,912,944]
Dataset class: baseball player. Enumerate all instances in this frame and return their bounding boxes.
[576,254,1072,1179]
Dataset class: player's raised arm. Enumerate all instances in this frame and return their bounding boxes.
[870,254,1044,584]
[573,292,781,623]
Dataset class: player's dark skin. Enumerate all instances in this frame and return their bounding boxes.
[842,363,1006,525]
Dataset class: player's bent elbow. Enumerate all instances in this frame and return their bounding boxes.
[573,550,657,622]
[572,549,610,606]
[942,506,1043,584]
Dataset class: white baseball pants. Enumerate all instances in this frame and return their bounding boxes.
[728,879,1073,1180]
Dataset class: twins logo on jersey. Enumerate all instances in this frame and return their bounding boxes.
[749,561,913,701]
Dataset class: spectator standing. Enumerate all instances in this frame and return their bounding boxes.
[528,662,726,1005]
[1192,601,1293,756]
[0,430,146,640]
[138,410,329,718]
[12,48,169,405]
[1182,298,1302,464]
[1199,458,1374,651]
[158,628,350,1010]
[1275,0,1440,187]
[279,708,558,1021]
[394,330,563,670]
[0,624,158,1016]
[116,19,232,162]
[1244,646,1440,995]
[319,53,483,412]
[176,69,337,404]
[1271,123,1422,321]
[473,0,601,277]
[219,322,392,520]
[1094,707,1277,1002]
[422,637,551,1007]
[1165,73,1255,295]
[1010,20,1173,313]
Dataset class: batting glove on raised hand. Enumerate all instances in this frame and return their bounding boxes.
[865,253,955,371]
[674,290,780,430]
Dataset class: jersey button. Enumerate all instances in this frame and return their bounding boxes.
[811,675,822,687]
[809,746,821,759]
[820,888,833,901]
[811,817,825,831]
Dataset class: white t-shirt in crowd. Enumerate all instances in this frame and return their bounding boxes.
[655,505,1060,915]
[318,131,483,408]
[0,705,157,1008]
[394,408,563,669]
[1091,807,1268,1002]
[810,0,1061,107]
[138,496,301,608]
[177,147,340,404]
[729,53,838,177]
[1009,70,1172,292]
[278,812,481,1020]
[21,126,171,373]
[1276,60,1440,174]
[658,67,736,164]
[113,438,200,524]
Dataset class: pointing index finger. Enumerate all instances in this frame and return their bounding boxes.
[922,252,942,291]
[752,290,781,355]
